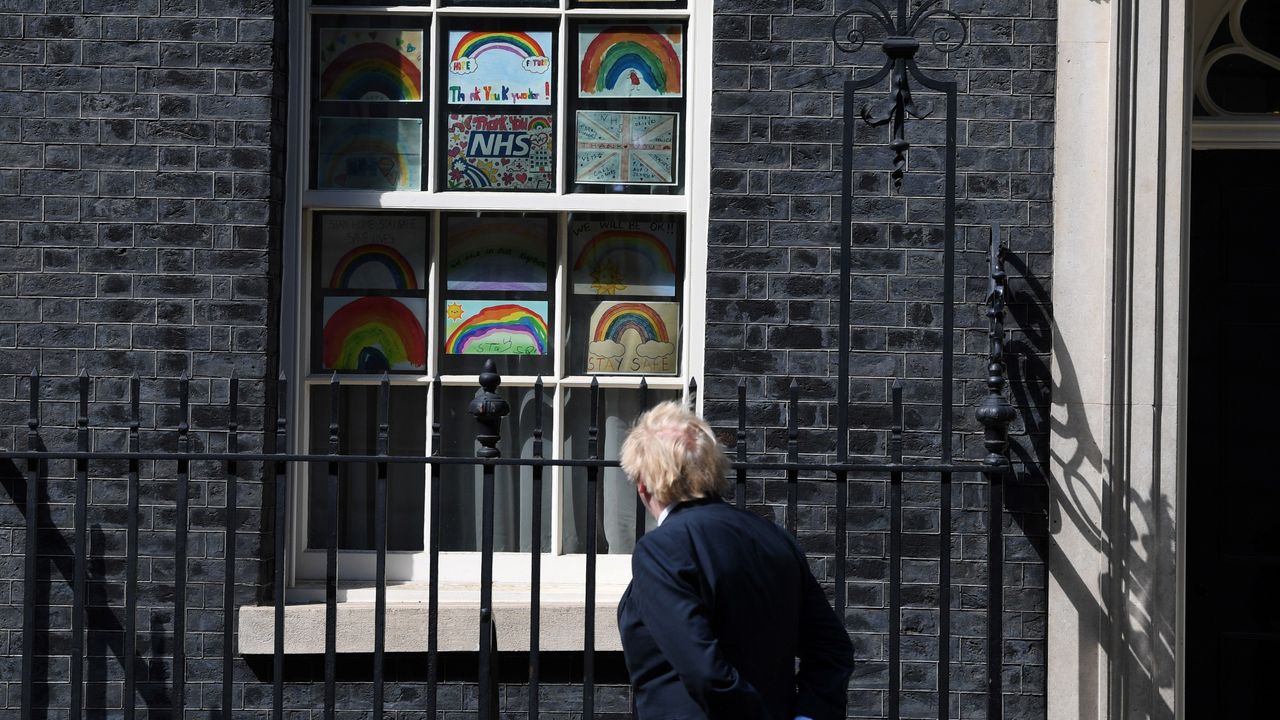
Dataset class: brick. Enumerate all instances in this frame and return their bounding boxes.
[22,67,100,92]
[82,41,159,67]
[23,15,101,39]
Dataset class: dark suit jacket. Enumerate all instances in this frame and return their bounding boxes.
[617,497,855,720]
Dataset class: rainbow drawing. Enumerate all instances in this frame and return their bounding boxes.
[578,25,683,98]
[445,302,549,356]
[319,30,423,102]
[591,302,670,344]
[447,217,549,291]
[323,296,426,372]
[451,31,547,64]
[328,243,419,290]
[317,117,421,190]
[572,225,678,296]
[447,30,553,106]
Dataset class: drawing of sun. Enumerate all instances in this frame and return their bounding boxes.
[590,262,627,295]
[447,303,464,320]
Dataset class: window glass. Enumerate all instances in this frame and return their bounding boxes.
[569,0,688,8]
[438,385,554,552]
[568,20,687,194]
[307,385,427,552]
[312,212,429,374]
[567,213,683,375]
[311,16,428,191]
[439,212,555,376]
[561,387,677,554]
[440,19,558,192]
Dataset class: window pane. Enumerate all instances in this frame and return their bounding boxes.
[311,16,428,191]
[440,20,558,193]
[568,21,686,194]
[307,385,427,552]
[561,387,678,554]
[439,212,555,376]
[437,385,553,553]
[569,0,687,7]
[313,212,429,374]
[445,113,555,191]
[567,214,683,375]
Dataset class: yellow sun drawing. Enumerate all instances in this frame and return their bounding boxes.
[447,303,464,320]
[590,262,627,295]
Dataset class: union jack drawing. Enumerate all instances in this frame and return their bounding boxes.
[574,110,678,186]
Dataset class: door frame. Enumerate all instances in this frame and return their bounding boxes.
[1050,0,1280,718]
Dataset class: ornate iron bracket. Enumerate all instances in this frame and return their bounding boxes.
[832,0,967,189]
[976,224,1016,467]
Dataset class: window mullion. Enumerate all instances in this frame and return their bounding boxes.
[426,8,440,193]
[556,12,569,195]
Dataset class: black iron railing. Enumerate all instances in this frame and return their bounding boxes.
[5,223,1013,719]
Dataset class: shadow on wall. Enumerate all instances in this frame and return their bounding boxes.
[1,460,177,718]
[1011,247,1176,720]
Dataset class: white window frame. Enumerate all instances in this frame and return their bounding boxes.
[280,0,712,596]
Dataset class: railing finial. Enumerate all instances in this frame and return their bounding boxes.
[470,359,509,460]
[976,223,1016,467]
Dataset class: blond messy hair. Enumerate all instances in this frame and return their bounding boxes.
[619,401,729,506]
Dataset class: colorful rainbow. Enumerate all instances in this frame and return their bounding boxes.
[452,31,547,62]
[445,304,549,355]
[527,116,552,132]
[574,230,677,276]
[592,302,669,344]
[329,243,418,290]
[580,27,682,95]
[323,297,426,371]
[321,42,422,101]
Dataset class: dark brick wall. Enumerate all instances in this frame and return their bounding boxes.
[0,0,285,716]
[702,0,1053,718]
[1,0,1053,718]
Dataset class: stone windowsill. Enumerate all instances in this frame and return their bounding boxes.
[237,582,626,654]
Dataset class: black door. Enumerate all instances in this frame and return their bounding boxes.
[1186,150,1280,716]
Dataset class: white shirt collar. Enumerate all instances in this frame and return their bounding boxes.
[657,504,673,526]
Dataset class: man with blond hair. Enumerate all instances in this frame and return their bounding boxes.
[617,401,855,720]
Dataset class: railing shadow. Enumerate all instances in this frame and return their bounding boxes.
[1005,247,1176,720]
[1,458,174,719]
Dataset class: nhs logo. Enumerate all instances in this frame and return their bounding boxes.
[467,131,531,158]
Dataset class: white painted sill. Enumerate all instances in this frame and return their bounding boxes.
[237,580,627,654]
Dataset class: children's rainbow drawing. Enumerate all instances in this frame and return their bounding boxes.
[572,227,677,296]
[586,300,679,375]
[445,301,549,356]
[328,243,419,290]
[452,31,548,64]
[319,214,426,291]
[319,29,423,102]
[447,30,553,106]
[578,25,683,98]
[446,217,548,291]
[591,302,670,344]
[317,117,421,190]
[322,296,426,372]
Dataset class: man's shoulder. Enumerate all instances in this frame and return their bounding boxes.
[656,498,793,548]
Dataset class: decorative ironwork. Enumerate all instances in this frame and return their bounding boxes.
[1195,0,1280,116]
[832,0,967,189]
[977,224,1016,468]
